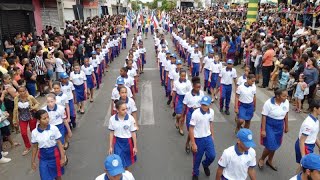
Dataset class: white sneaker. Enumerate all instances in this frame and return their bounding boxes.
[1,151,8,156]
[0,157,11,163]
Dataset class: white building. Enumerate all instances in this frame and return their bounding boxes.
[105,0,128,15]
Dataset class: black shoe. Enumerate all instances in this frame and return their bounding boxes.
[207,90,212,95]
[192,175,198,180]
[72,122,77,129]
[167,100,171,105]
[172,112,176,117]
[220,109,223,113]
[225,110,230,115]
[203,165,211,176]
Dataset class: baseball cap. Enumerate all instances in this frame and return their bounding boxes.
[170,53,177,58]
[166,50,171,54]
[227,59,234,64]
[91,51,97,55]
[237,128,256,148]
[104,154,125,176]
[176,59,182,65]
[301,153,320,170]
[194,44,199,48]
[209,49,214,54]
[60,72,69,79]
[116,77,125,85]
[200,96,212,106]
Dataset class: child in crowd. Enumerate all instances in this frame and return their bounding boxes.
[294,74,308,113]
[278,65,290,90]
[287,72,296,102]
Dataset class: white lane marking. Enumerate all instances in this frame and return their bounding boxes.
[139,81,155,125]
[104,104,112,126]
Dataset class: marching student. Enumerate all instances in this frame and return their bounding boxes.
[219,59,237,115]
[236,66,251,88]
[121,31,127,49]
[81,58,96,102]
[295,99,320,172]
[96,48,104,84]
[118,67,136,99]
[158,45,167,86]
[126,59,138,93]
[171,69,192,135]
[189,96,215,180]
[166,54,177,103]
[111,77,133,116]
[90,51,101,89]
[201,49,214,93]
[216,128,257,180]
[31,109,66,180]
[190,44,203,77]
[108,100,137,170]
[138,42,146,73]
[234,74,256,133]
[289,153,320,180]
[162,50,171,96]
[95,154,135,180]
[187,40,195,68]
[208,54,223,103]
[52,82,72,150]
[168,59,187,106]
[183,76,204,154]
[258,88,289,171]
[60,72,76,129]
[70,63,87,114]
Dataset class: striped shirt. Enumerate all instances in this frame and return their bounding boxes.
[34,56,46,75]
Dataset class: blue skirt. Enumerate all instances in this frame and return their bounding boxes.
[174,94,185,114]
[186,107,195,131]
[56,123,65,144]
[166,78,172,93]
[210,73,219,88]
[113,136,136,168]
[238,102,254,121]
[39,146,64,180]
[295,139,315,163]
[74,84,86,102]
[141,54,146,65]
[261,116,284,151]
[86,75,95,89]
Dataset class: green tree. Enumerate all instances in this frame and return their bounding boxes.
[131,1,139,11]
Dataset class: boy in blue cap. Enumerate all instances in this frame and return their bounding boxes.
[290,153,320,180]
[95,154,135,180]
[216,128,256,180]
[189,95,215,180]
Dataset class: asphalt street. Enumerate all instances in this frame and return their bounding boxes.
[0,29,314,180]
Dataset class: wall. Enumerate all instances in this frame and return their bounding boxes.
[32,0,43,35]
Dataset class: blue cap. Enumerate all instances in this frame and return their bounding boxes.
[116,77,125,85]
[227,59,234,64]
[166,50,171,54]
[194,44,199,48]
[170,53,177,58]
[209,49,214,54]
[176,59,182,65]
[200,96,212,106]
[301,153,320,170]
[60,72,69,79]
[237,128,256,148]
[104,154,125,176]
[91,51,97,55]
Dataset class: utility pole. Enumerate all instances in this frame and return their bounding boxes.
[56,0,65,32]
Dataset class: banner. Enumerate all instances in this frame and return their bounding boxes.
[246,0,259,29]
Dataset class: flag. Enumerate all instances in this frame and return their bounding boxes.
[126,10,132,29]
[151,10,159,29]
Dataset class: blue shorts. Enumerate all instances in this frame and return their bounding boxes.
[238,102,254,121]
[210,73,219,88]
[174,94,185,114]
[295,139,315,163]
[39,146,64,180]
[74,84,86,102]
[68,99,76,118]
[204,69,210,81]
[113,136,136,168]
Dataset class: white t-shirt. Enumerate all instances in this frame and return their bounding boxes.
[172,80,192,95]
[183,90,205,108]
[55,58,65,73]
[108,114,137,138]
[219,68,237,85]
[204,36,214,45]
[70,71,87,86]
[189,108,214,138]
[298,115,319,144]
[61,81,75,100]
[95,171,135,180]
[218,145,256,180]
[191,51,203,63]
[236,84,256,104]
[31,125,61,148]
[42,105,65,126]
[261,97,289,120]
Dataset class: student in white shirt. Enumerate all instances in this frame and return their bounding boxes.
[235,74,256,133]
[31,109,66,180]
[201,49,214,93]
[90,51,101,89]
[118,67,136,99]
[258,88,289,171]
[189,96,215,180]
[138,42,146,73]
[60,72,76,128]
[295,99,320,172]
[111,77,133,115]
[81,58,96,102]
[95,154,135,180]
[190,44,203,77]
[70,64,87,114]
[108,100,137,170]
[289,153,320,180]
[121,31,127,49]
[219,59,237,115]
[183,76,204,154]
[172,69,192,135]
[216,128,256,180]
[208,54,222,102]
